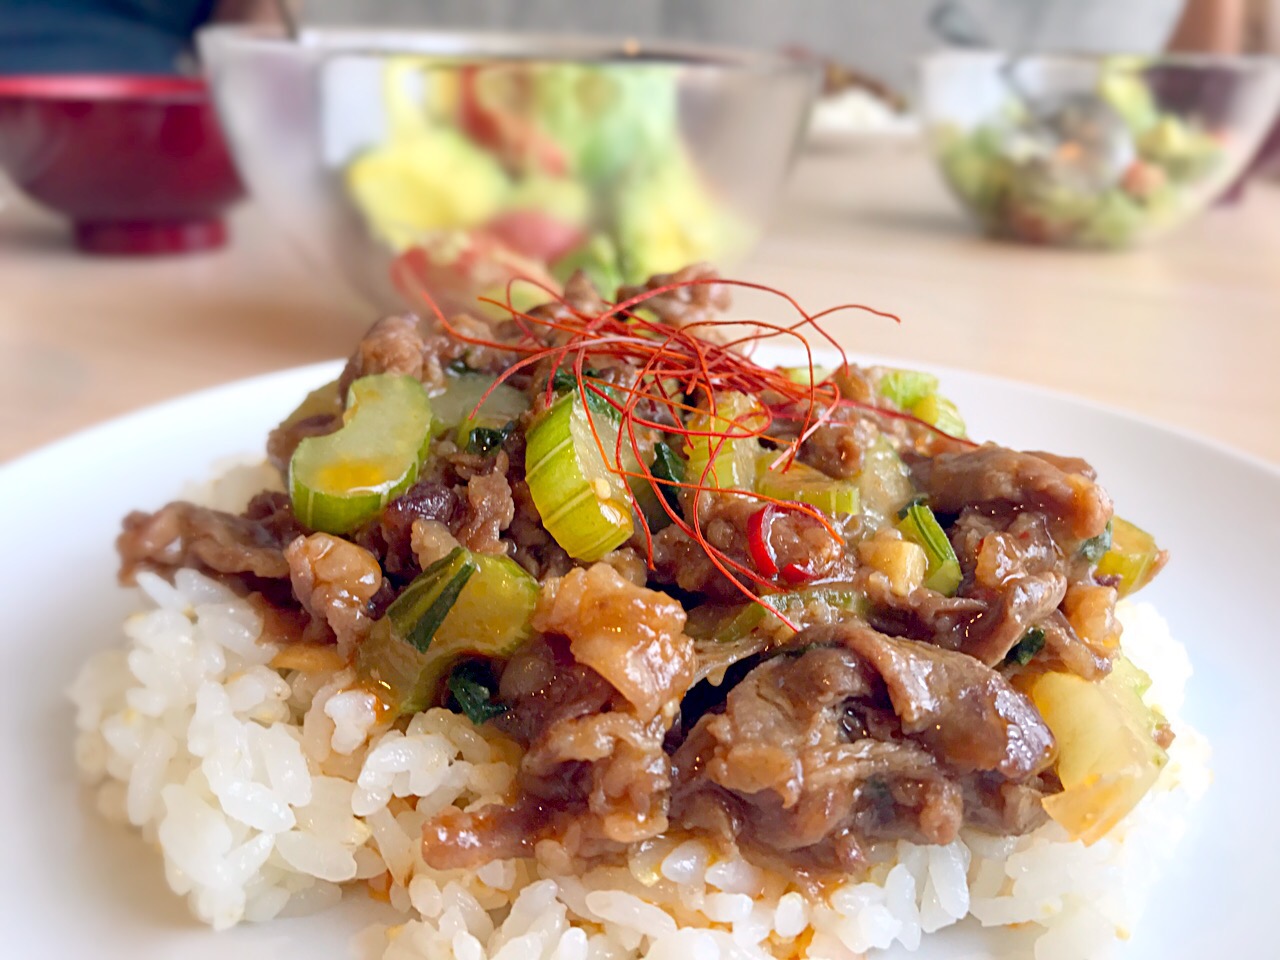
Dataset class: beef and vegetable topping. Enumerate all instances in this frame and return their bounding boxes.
[117,267,1172,876]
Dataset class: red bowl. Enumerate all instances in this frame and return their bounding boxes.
[0,75,244,255]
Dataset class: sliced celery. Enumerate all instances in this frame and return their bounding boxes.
[356,546,538,716]
[525,391,634,560]
[911,393,967,437]
[685,583,868,644]
[622,435,675,532]
[878,369,939,410]
[779,364,834,386]
[896,500,962,595]
[1095,517,1163,597]
[428,373,529,442]
[289,374,433,534]
[756,458,860,517]
[277,379,342,432]
[682,391,765,492]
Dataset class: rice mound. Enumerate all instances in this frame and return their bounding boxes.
[70,563,1209,960]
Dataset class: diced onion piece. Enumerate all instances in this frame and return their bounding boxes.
[356,546,538,716]
[896,501,962,596]
[1095,517,1163,597]
[857,435,917,530]
[682,391,765,492]
[858,534,928,597]
[525,391,634,561]
[1030,660,1168,845]
[289,374,433,534]
[756,458,860,517]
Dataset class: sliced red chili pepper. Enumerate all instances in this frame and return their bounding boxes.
[747,504,780,579]
[780,561,818,586]
[749,501,843,585]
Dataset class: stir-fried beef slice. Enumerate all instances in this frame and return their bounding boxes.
[338,315,428,397]
[861,511,1074,667]
[422,795,559,869]
[425,566,695,867]
[812,623,1056,779]
[422,637,612,869]
[860,571,988,643]
[962,570,1068,666]
[353,471,460,583]
[283,533,383,655]
[617,263,732,332]
[497,635,617,744]
[1024,450,1097,480]
[338,313,513,400]
[454,464,516,556]
[914,443,1112,544]
[118,500,294,584]
[672,622,1056,868]
[801,416,878,479]
[651,493,850,599]
[243,491,308,544]
[963,772,1055,835]
[521,711,673,844]
[672,646,965,868]
[945,509,1110,677]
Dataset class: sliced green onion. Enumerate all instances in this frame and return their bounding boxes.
[1006,626,1047,666]
[896,500,962,595]
[466,423,515,456]
[878,369,939,410]
[1095,517,1163,597]
[525,391,634,560]
[289,374,433,534]
[1080,519,1114,563]
[912,394,967,438]
[446,660,508,725]
[756,458,860,517]
[551,368,624,421]
[356,545,538,716]
[650,441,686,514]
[682,391,765,491]
[685,600,769,645]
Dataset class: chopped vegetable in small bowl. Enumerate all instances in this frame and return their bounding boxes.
[921,51,1280,248]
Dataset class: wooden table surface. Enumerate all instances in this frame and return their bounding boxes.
[3,144,1279,465]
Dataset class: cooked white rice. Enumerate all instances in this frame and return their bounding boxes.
[69,469,1210,960]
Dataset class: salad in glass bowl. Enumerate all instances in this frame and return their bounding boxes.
[921,51,1280,248]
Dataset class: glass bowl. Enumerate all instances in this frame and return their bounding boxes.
[198,26,819,315]
[920,50,1280,248]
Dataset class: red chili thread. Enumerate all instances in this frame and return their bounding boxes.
[390,252,975,629]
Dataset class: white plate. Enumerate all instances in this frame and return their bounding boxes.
[1,355,1273,958]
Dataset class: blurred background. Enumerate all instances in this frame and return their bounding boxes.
[3,0,1280,464]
